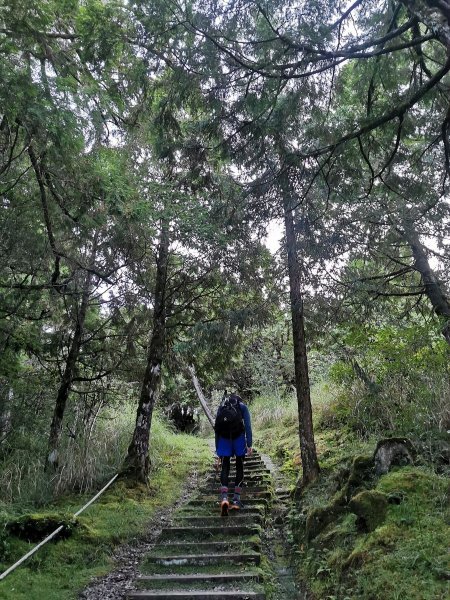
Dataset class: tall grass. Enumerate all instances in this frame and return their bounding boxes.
[250,380,339,431]
[0,398,180,508]
[250,389,298,429]
[322,373,450,441]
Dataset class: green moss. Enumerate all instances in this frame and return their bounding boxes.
[377,467,436,495]
[349,490,388,532]
[341,548,370,571]
[7,512,79,542]
[305,497,348,542]
[247,392,450,599]
[341,455,375,501]
[301,465,449,599]
[0,431,212,600]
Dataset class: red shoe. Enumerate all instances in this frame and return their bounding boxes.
[221,499,229,516]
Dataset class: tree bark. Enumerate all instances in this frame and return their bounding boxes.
[188,364,215,429]
[0,382,12,445]
[343,349,381,394]
[282,184,320,486]
[400,0,450,52]
[123,223,170,482]
[46,271,92,469]
[403,225,450,344]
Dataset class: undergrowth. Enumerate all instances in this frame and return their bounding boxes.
[0,421,211,600]
[1,402,143,505]
[250,381,450,600]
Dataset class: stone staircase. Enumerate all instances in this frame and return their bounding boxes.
[127,451,272,600]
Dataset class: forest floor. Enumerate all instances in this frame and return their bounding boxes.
[1,435,308,600]
[78,463,210,600]
[80,446,312,600]
[251,403,450,600]
[2,419,448,600]
[0,433,211,600]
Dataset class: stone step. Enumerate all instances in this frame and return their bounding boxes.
[205,479,269,488]
[145,552,261,566]
[212,473,269,480]
[174,515,262,526]
[206,471,270,479]
[210,461,268,471]
[186,498,268,508]
[137,572,262,585]
[195,491,271,501]
[225,463,267,469]
[155,540,261,553]
[225,464,264,469]
[161,525,260,538]
[203,486,270,494]
[178,507,264,517]
[225,460,269,471]
[227,452,263,462]
[204,482,271,489]
[128,591,265,599]
[176,509,263,518]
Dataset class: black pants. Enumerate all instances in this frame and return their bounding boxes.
[220,455,244,489]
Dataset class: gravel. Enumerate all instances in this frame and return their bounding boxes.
[78,469,204,600]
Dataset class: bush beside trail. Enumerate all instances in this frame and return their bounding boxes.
[250,385,449,600]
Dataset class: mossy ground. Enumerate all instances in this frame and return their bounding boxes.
[251,394,450,600]
[0,431,211,600]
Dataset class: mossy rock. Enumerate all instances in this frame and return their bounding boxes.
[331,464,351,492]
[373,438,415,475]
[349,490,388,532]
[7,512,79,542]
[305,498,347,542]
[333,455,370,504]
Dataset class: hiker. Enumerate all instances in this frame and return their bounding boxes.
[214,392,253,515]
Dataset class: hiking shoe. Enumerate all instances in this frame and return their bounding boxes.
[221,499,229,516]
[230,498,243,510]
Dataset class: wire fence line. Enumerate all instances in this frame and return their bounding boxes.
[0,473,119,582]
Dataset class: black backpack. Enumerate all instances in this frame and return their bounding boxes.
[214,394,244,439]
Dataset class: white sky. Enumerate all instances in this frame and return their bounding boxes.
[264,218,283,254]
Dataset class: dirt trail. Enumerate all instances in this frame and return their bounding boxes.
[78,468,205,600]
[80,451,311,599]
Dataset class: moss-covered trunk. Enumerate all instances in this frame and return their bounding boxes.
[123,223,169,482]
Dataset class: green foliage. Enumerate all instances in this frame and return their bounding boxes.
[326,323,450,443]
[1,2,449,596]
[0,425,211,599]
[251,377,449,599]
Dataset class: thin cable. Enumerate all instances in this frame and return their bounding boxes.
[0,473,119,581]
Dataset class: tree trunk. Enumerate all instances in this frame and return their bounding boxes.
[188,364,215,429]
[46,272,92,469]
[345,353,381,395]
[0,383,12,445]
[282,186,320,486]
[403,225,450,344]
[400,1,450,52]
[123,224,170,482]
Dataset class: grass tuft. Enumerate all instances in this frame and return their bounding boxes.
[0,421,211,600]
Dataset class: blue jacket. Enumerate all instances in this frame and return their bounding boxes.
[238,402,252,448]
[215,400,252,449]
